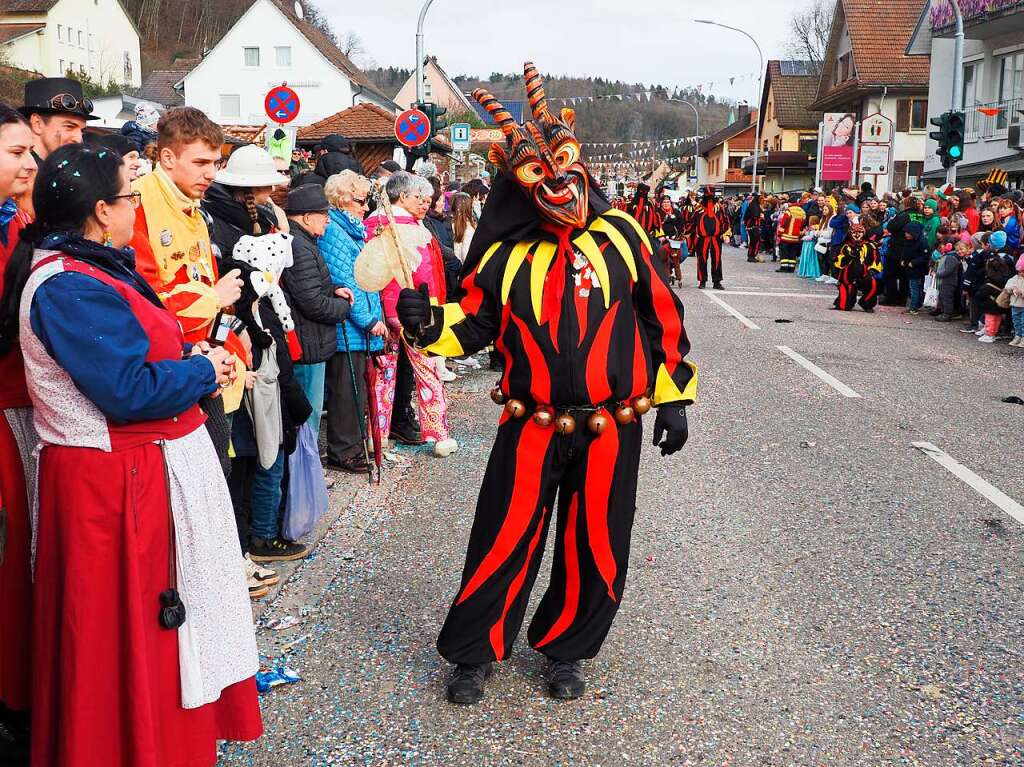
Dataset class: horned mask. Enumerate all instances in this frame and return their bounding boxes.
[473,63,589,229]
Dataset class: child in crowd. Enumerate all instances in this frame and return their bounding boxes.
[934,239,967,322]
[960,232,990,333]
[1003,254,1024,347]
[975,255,1012,343]
[901,221,931,315]
[798,215,822,279]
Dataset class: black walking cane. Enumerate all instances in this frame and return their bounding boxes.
[341,321,373,485]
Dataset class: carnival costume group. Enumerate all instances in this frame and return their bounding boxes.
[395,63,697,704]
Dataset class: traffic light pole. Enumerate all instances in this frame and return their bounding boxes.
[948,0,964,186]
[415,0,436,105]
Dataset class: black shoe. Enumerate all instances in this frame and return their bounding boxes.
[698,282,706,289]
[325,455,370,474]
[249,536,310,563]
[712,282,724,290]
[446,662,492,705]
[546,659,586,700]
[935,314,952,322]
[389,424,425,446]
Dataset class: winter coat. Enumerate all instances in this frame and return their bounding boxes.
[962,250,988,293]
[203,182,278,261]
[829,214,848,247]
[1002,215,1020,251]
[230,299,312,459]
[977,266,1011,314]
[119,120,157,153]
[318,208,384,354]
[901,222,931,279]
[1001,274,1024,309]
[281,220,351,364]
[424,211,454,251]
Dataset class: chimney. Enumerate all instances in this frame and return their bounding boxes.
[737,104,749,125]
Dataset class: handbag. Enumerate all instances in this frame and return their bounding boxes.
[996,288,1012,309]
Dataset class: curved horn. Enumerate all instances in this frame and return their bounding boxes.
[472,88,520,139]
[524,62,550,120]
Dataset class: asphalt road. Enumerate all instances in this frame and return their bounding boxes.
[219,244,1023,767]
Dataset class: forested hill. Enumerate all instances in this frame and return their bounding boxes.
[368,68,733,149]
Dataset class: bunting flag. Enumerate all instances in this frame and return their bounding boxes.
[977,106,1002,117]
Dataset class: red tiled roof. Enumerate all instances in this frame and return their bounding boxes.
[815,0,930,106]
[729,124,757,151]
[298,102,400,141]
[763,61,821,130]
[132,69,186,107]
[222,124,266,144]
[0,23,44,44]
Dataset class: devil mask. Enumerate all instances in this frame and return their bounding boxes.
[474,63,589,229]
[849,221,865,241]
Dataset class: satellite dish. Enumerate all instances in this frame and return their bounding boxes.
[294,1,304,19]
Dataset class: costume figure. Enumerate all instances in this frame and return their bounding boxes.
[834,221,881,311]
[692,186,728,289]
[627,183,661,234]
[743,196,763,262]
[776,203,806,272]
[395,63,697,705]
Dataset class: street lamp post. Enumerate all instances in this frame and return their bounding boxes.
[948,0,964,187]
[668,98,701,188]
[415,0,437,104]
[694,19,764,194]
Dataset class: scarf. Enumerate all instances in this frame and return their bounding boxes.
[41,231,163,308]
[0,198,17,247]
[134,164,216,287]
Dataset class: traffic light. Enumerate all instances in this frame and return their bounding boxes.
[929,110,966,169]
[426,102,448,135]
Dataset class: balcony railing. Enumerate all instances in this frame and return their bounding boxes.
[930,0,1024,29]
[964,97,1023,141]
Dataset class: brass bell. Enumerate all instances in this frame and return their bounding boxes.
[490,386,508,405]
[632,395,653,416]
[555,413,576,435]
[614,404,635,425]
[587,411,610,435]
[505,399,527,419]
[532,406,554,428]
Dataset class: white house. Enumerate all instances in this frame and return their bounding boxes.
[181,0,395,127]
[0,0,141,87]
[908,0,1024,187]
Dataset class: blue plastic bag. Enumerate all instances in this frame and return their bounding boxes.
[282,423,328,541]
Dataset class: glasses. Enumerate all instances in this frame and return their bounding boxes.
[108,192,142,209]
[353,197,368,206]
[48,93,93,114]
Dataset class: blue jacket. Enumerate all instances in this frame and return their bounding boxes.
[319,209,384,353]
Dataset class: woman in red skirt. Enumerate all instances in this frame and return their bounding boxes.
[0,103,39,754]
[1,143,262,766]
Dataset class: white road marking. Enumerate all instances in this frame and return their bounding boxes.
[720,290,828,299]
[702,291,761,330]
[776,345,862,398]
[912,442,1024,526]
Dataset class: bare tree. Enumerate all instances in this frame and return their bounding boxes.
[785,0,833,72]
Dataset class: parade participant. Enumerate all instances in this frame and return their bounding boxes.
[833,219,881,312]
[743,194,763,262]
[9,142,261,767]
[0,103,37,755]
[776,200,807,273]
[657,196,683,285]
[394,63,697,705]
[627,182,661,234]
[693,185,728,289]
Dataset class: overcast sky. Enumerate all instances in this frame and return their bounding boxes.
[318,0,797,104]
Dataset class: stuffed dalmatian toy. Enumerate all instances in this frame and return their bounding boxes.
[231,232,301,359]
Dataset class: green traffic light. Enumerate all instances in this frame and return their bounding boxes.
[949,146,962,159]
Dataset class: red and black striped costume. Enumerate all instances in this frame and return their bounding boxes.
[834,235,881,311]
[417,207,697,663]
[693,191,728,286]
[627,187,662,236]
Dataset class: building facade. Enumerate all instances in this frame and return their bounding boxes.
[810,0,931,192]
[909,0,1024,186]
[394,57,475,114]
[697,106,761,193]
[0,0,141,87]
[181,0,394,127]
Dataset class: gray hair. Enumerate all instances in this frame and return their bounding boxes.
[416,160,437,178]
[385,170,433,204]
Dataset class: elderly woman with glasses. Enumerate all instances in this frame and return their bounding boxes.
[365,171,456,458]
[318,170,386,473]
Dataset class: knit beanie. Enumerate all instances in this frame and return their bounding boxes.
[1017,253,1024,271]
[989,230,1007,249]
[924,199,939,212]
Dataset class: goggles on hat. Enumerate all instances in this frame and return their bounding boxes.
[49,93,93,114]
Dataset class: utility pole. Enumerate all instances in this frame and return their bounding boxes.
[669,98,701,188]
[694,20,764,194]
[415,0,436,104]
[948,0,964,187]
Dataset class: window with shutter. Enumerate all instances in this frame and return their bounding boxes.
[893,160,908,191]
[896,100,911,133]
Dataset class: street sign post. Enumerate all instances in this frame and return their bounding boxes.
[264,85,301,124]
[450,123,471,152]
[395,108,431,149]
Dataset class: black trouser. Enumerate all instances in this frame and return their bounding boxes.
[695,236,723,285]
[325,349,367,463]
[437,413,642,664]
[882,258,907,303]
[391,342,417,433]
[746,229,760,260]
[778,242,800,271]
[227,456,256,553]
[836,263,878,311]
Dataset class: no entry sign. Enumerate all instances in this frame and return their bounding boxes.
[265,86,300,124]
[395,108,430,148]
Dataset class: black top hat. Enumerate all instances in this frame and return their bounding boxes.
[20,77,98,120]
[284,183,329,214]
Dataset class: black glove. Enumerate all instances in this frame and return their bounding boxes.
[652,405,689,456]
[396,284,431,338]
